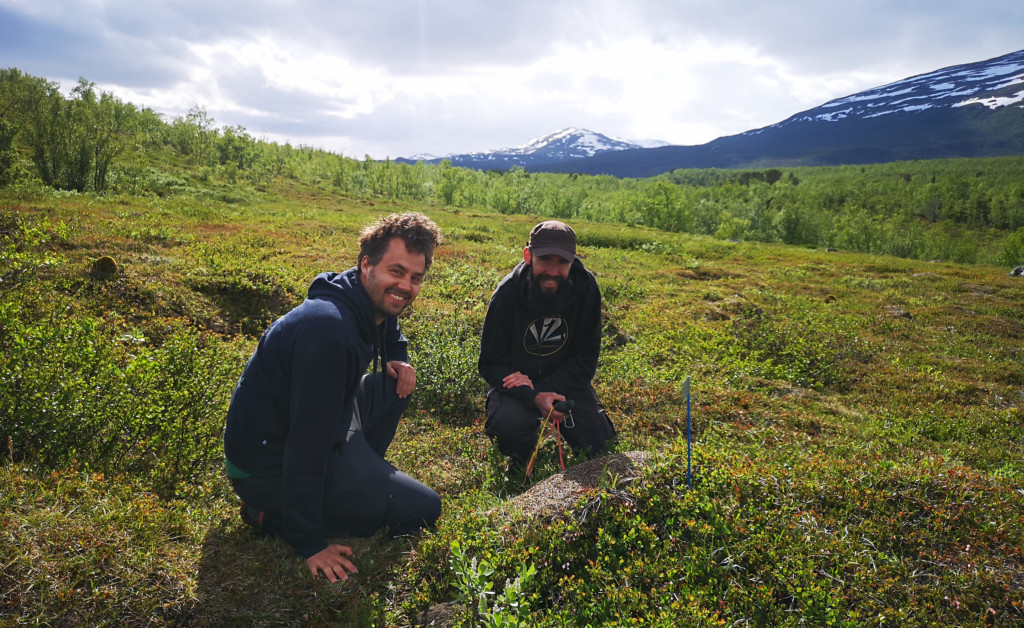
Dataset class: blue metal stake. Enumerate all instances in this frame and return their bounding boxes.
[684,376,691,489]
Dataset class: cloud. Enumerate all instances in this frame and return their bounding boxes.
[2,0,1022,159]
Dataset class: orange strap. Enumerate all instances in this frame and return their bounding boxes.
[525,408,566,477]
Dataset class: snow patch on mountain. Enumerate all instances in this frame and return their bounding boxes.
[404,127,669,166]
[956,90,1024,109]
[487,127,647,158]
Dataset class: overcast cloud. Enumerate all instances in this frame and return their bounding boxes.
[1,0,1021,158]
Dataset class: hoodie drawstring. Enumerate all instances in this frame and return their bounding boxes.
[376,325,388,402]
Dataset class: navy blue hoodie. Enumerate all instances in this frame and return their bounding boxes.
[224,267,407,558]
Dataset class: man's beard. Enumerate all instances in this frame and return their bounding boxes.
[527,267,573,312]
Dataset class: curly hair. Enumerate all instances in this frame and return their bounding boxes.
[358,212,443,271]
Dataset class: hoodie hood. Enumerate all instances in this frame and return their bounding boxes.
[305,266,410,397]
[306,267,377,345]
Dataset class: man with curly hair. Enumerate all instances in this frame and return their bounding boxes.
[224,213,443,583]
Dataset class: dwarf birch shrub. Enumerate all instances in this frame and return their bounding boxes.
[726,295,873,391]
[0,293,242,494]
[1000,225,1024,266]
[404,309,486,424]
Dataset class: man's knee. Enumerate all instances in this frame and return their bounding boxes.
[485,392,537,431]
[388,481,442,535]
[485,413,540,461]
[422,490,442,526]
[562,399,616,458]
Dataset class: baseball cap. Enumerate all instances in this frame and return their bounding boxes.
[528,221,576,261]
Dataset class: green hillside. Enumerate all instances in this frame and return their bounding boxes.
[2,70,1023,626]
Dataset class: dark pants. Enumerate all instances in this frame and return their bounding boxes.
[230,372,441,538]
[484,384,616,464]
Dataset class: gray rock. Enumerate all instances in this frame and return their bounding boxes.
[415,602,458,627]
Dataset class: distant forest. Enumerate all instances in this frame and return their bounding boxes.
[3,67,1023,266]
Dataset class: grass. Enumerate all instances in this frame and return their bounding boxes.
[1,169,1023,626]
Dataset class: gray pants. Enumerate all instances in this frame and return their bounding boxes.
[230,372,441,538]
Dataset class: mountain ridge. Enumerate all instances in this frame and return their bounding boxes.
[395,127,666,170]
[401,49,1024,177]
[541,48,1024,177]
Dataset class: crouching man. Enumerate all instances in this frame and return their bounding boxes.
[224,213,443,582]
[478,220,616,475]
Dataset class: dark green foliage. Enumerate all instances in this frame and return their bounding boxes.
[0,290,243,491]
[404,308,487,424]
[404,441,1024,626]
[0,70,147,193]
[727,297,873,391]
[0,295,243,495]
[186,266,301,335]
[0,212,243,495]
[577,230,673,253]
[1001,226,1024,265]
[402,262,499,422]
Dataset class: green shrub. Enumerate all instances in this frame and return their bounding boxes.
[404,440,1024,626]
[450,539,538,627]
[726,296,873,391]
[404,309,487,424]
[186,266,301,334]
[423,262,500,312]
[0,211,70,286]
[0,294,243,495]
[1000,226,1024,266]
[577,231,671,253]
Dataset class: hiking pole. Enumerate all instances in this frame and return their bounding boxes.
[684,376,692,490]
[525,400,575,477]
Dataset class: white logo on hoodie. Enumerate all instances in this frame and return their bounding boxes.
[524,316,567,356]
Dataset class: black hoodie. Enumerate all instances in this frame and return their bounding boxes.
[224,267,407,558]
[478,258,601,408]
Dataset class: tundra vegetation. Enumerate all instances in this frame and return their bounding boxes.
[1,69,1022,626]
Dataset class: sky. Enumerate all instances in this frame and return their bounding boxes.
[1,1,1022,160]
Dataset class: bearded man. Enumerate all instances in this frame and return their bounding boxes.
[478,220,616,475]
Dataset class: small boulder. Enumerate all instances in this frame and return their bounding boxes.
[703,308,730,321]
[90,255,119,278]
[415,602,457,627]
[884,305,913,320]
[499,451,649,521]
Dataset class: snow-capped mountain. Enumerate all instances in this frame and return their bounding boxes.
[396,128,667,170]
[538,49,1024,178]
[757,49,1024,132]
[500,128,650,159]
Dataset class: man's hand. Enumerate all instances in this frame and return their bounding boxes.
[306,544,358,583]
[386,360,416,398]
[534,392,567,420]
[502,371,533,390]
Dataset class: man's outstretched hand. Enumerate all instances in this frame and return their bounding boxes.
[306,544,358,583]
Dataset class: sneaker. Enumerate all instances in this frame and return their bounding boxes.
[239,502,274,535]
